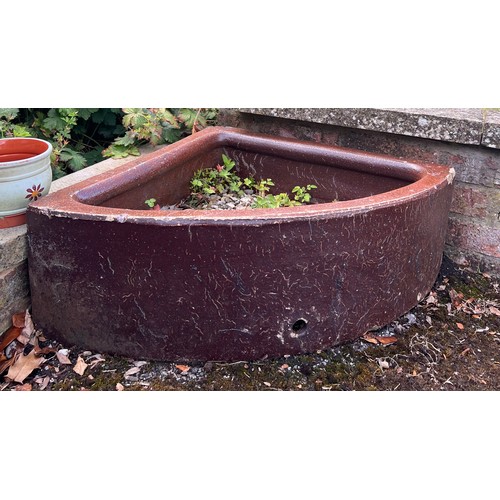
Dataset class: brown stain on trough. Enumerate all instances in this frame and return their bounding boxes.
[26,127,454,361]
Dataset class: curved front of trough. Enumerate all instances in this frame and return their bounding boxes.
[27,127,455,361]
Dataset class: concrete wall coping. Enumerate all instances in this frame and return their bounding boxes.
[238,108,500,150]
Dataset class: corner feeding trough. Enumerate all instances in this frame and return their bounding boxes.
[26,127,455,362]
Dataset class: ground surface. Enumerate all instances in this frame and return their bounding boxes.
[1,256,499,391]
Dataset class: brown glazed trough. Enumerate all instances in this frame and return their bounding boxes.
[27,126,455,361]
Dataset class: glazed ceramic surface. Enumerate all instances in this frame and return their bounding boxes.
[27,127,455,361]
[0,138,52,223]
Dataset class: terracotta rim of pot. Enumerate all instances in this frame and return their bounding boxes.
[0,137,52,166]
[0,212,27,229]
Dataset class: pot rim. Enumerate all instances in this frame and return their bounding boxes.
[0,137,52,168]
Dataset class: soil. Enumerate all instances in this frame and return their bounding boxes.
[1,256,499,391]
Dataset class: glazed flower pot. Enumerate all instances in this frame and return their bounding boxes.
[0,137,52,229]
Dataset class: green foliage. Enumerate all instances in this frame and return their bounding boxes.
[255,178,275,197]
[184,155,317,210]
[253,193,296,208]
[190,153,244,196]
[0,108,20,121]
[0,108,212,179]
[292,184,317,203]
[0,108,25,137]
[103,143,140,159]
[103,108,218,159]
[144,198,157,208]
[0,108,125,178]
[59,149,87,171]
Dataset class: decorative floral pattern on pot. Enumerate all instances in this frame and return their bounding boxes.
[25,184,45,202]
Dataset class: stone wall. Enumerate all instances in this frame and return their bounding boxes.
[219,108,500,276]
[0,225,30,333]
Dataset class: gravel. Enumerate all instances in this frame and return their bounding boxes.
[161,191,260,211]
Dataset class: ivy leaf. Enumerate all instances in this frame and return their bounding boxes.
[59,148,88,171]
[0,108,19,120]
[102,143,140,159]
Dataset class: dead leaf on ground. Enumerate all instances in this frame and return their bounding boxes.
[0,326,22,352]
[456,322,465,330]
[175,365,190,373]
[73,356,88,376]
[16,332,31,346]
[12,312,26,329]
[14,383,32,391]
[6,350,44,383]
[426,293,438,305]
[378,336,398,345]
[448,288,464,308]
[489,306,500,317]
[362,333,379,344]
[34,376,50,390]
[116,383,124,391]
[263,381,271,387]
[133,361,148,368]
[22,309,35,338]
[56,350,72,365]
[378,359,390,369]
[89,358,106,369]
[362,333,398,345]
[0,356,18,376]
[34,345,57,356]
[124,366,141,377]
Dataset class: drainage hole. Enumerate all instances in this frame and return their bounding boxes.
[292,319,308,332]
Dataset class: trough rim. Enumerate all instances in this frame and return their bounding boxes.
[28,126,455,225]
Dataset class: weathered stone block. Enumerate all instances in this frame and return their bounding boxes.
[0,224,28,272]
[447,216,500,258]
[482,109,500,149]
[0,262,30,333]
[0,262,29,309]
[239,108,485,146]
[450,183,500,223]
